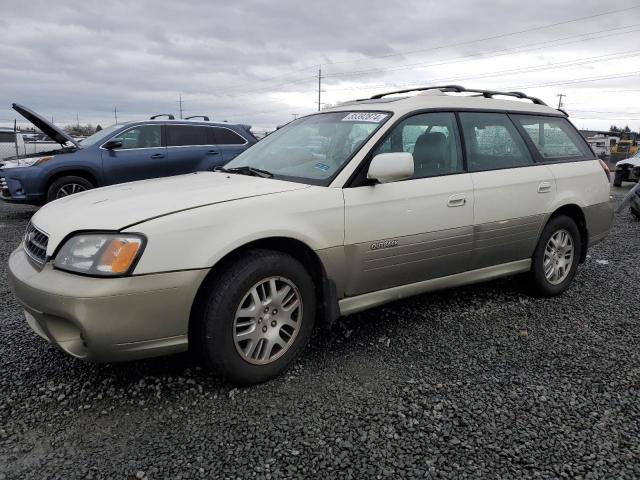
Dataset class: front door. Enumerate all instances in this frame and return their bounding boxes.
[343,112,474,296]
[101,124,168,184]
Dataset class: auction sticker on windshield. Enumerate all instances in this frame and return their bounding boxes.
[342,112,388,123]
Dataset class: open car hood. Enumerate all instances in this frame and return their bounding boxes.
[12,103,80,148]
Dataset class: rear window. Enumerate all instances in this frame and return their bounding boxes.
[211,127,246,145]
[512,115,592,160]
[0,132,16,142]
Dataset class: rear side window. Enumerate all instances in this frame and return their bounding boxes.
[0,132,16,142]
[211,127,246,145]
[167,125,209,146]
[512,115,592,160]
[458,112,533,171]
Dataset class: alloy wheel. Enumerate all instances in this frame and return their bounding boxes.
[56,183,87,198]
[233,276,302,365]
[543,229,574,285]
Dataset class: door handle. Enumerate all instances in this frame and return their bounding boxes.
[206,150,220,155]
[150,153,165,159]
[538,181,552,193]
[447,194,466,207]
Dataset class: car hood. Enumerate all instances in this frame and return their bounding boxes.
[31,172,309,254]
[13,103,80,148]
[616,156,640,167]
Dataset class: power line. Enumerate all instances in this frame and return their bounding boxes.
[323,4,640,66]
[322,24,640,79]
[213,6,640,98]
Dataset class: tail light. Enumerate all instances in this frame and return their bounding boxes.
[598,159,611,182]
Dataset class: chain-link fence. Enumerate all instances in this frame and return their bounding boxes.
[0,127,21,161]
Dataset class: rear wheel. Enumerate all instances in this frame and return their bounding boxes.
[192,249,316,385]
[528,215,581,296]
[46,175,94,202]
[613,171,624,187]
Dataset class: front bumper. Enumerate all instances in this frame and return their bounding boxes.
[0,168,45,204]
[7,247,208,362]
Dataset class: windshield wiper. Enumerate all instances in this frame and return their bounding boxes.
[216,166,274,178]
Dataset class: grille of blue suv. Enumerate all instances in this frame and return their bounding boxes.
[0,176,8,197]
[24,222,49,267]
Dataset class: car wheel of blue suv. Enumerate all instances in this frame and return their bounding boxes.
[46,176,95,202]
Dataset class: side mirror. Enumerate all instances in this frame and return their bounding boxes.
[367,152,414,184]
[103,139,123,150]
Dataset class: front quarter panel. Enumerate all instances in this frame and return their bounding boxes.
[127,186,345,274]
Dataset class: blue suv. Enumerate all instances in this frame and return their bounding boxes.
[0,104,257,205]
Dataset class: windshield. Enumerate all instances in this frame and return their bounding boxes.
[79,124,123,147]
[224,111,390,185]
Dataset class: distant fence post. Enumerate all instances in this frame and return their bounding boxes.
[14,119,19,158]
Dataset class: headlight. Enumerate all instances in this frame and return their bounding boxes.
[1,156,54,169]
[54,233,145,276]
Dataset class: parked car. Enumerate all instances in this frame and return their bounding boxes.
[0,127,25,160]
[613,151,640,186]
[8,86,613,385]
[0,104,257,204]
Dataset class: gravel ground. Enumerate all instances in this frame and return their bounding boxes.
[0,186,639,479]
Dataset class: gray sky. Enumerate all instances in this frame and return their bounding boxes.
[1,0,640,131]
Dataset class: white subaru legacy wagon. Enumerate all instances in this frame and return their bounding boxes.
[8,86,613,385]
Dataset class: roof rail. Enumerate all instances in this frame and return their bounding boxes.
[150,114,175,120]
[369,85,547,106]
[185,115,210,121]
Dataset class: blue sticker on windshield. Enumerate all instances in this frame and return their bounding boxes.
[314,162,331,172]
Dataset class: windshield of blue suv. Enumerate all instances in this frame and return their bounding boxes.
[224,111,390,185]
[79,124,122,147]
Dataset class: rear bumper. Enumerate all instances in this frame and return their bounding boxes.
[7,247,208,362]
[584,201,613,247]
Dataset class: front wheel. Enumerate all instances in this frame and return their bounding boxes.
[192,249,316,385]
[528,215,582,296]
[46,175,94,203]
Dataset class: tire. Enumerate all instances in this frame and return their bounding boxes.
[528,215,582,297]
[192,249,316,386]
[613,171,624,187]
[46,175,94,203]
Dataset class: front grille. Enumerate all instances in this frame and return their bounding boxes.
[0,177,7,197]
[23,222,49,267]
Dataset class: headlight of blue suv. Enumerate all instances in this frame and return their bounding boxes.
[1,156,54,168]
[54,233,146,276]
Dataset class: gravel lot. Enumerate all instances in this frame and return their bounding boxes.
[1,185,639,479]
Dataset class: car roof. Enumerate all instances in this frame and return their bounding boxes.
[121,119,245,128]
[324,85,564,117]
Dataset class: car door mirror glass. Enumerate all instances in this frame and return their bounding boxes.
[367,152,414,184]
[103,139,123,150]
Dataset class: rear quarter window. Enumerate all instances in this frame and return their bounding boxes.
[0,132,16,142]
[211,127,246,145]
[512,115,593,161]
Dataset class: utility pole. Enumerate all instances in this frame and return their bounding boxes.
[178,94,183,119]
[557,93,566,109]
[317,66,322,112]
[292,113,299,120]
[113,107,118,125]
[76,112,80,129]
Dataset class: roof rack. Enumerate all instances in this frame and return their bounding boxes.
[369,85,547,106]
[150,114,175,120]
[185,115,210,121]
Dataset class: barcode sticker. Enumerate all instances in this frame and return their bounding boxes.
[342,112,388,123]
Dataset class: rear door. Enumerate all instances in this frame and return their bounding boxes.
[343,112,474,296]
[101,124,168,184]
[210,126,250,163]
[458,112,556,270]
[165,124,223,174]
